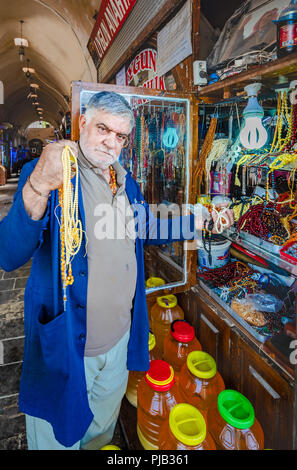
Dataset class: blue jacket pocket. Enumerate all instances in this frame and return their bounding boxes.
[37,306,69,379]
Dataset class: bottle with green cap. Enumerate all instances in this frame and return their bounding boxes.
[158,403,216,450]
[163,320,202,374]
[125,332,161,408]
[208,390,264,450]
[137,359,182,450]
[178,351,225,420]
[145,277,166,328]
[151,294,184,355]
[100,445,121,450]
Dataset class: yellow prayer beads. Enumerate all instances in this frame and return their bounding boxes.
[59,145,83,309]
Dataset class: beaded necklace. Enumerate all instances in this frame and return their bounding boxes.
[284,103,297,151]
[198,261,253,286]
[109,165,117,195]
[193,117,217,197]
[59,145,84,310]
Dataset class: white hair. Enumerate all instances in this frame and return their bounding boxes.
[84,91,135,132]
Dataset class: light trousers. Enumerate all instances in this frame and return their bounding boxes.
[26,329,130,450]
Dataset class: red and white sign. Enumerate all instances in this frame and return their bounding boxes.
[126,48,165,90]
[88,0,137,67]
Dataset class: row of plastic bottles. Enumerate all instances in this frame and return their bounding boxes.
[125,278,265,450]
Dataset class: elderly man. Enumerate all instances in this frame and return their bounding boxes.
[0,92,233,450]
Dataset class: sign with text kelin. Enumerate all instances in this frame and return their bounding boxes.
[87,0,137,68]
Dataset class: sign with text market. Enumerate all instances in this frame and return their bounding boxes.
[87,0,137,68]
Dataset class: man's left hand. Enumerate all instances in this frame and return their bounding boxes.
[211,203,234,234]
[194,203,234,234]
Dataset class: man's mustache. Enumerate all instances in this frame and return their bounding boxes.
[94,147,117,158]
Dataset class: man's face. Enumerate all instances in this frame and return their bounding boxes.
[79,109,131,170]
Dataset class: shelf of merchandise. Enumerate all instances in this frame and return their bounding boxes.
[196,54,297,278]
[197,53,297,99]
[196,52,297,450]
[223,228,297,278]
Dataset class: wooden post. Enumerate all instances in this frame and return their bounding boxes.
[192,0,200,63]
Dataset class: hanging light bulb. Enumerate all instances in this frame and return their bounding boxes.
[239,83,268,150]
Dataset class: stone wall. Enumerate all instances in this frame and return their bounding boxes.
[0,260,31,450]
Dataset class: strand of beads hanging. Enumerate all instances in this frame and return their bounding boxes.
[59,145,84,310]
[109,165,117,195]
[270,91,287,153]
[284,103,297,151]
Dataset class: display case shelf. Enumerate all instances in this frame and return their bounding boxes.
[224,228,297,278]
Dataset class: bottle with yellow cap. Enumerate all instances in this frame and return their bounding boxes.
[137,359,182,450]
[100,445,121,450]
[146,277,166,329]
[163,320,202,374]
[178,351,225,420]
[125,332,161,408]
[208,390,264,450]
[158,403,216,450]
[150,294,184,355]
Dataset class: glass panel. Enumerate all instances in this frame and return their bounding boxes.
[79,89,191,294]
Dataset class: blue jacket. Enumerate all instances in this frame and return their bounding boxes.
[0,159,195,447]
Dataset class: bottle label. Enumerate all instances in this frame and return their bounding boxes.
[280,23,297,49]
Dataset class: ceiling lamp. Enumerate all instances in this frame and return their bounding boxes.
[239,83,268,150]
[33,102,39,106]
[23,59,35,77]
[37,107,43,111]
[30,83,39,89]
[14,20,28,61]
[30,93,38,99]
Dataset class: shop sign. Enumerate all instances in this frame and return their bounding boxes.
[126,48,165,90]
[157,0,192,77]
[116,66,126,86]
[88,0,137,68]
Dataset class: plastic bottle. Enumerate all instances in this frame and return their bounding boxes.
[150,295,184,355]
[178,351,225,420]
[158,403,216,450]
[100,445,121,450]
[125,332,161,408]
[137,359,182,450]
[145,277,165,329]
[208,390,264,450]
[163,320,202,373]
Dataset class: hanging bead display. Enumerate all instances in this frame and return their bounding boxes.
[119,99,188,209]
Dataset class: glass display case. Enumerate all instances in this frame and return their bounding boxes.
[71,81,198,297]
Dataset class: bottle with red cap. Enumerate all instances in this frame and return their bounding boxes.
[125,332,161,408]
[137,359,182,450]
[208,390,264,450]
[163,320,202,374]
[178,351,225,420]
[158,403,216,450]
[151,295,184,355]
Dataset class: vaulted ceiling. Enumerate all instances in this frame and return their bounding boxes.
[0,0,99,132]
